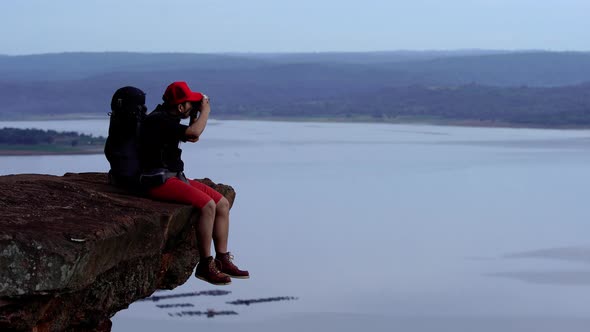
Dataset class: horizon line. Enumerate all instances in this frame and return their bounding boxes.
[2,48,590,57]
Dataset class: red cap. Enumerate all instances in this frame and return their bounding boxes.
[162,81,203,105]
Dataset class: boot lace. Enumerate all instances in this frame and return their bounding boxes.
[209,258,223,274]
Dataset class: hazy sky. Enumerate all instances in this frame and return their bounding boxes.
[2,0,589,55]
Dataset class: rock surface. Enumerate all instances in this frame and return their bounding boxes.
[0,172,235,331]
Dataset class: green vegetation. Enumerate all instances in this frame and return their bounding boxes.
[240,83,590,127]
[0,128,105,155]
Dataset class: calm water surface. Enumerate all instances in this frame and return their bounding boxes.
[2,119,590,331]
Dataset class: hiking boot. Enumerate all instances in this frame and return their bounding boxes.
[215,252,250,279]
[195,256,232,285]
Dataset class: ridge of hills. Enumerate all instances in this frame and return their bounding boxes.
[1,51,590,126]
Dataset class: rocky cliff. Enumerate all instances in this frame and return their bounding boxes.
[0,172,235,331]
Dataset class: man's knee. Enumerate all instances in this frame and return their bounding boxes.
[216,197,229,213]
[200,200,216,217]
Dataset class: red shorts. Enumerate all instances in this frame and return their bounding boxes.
[148,177,223,209]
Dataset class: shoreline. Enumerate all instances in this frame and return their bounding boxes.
[2,114,590,130]
[0,149,103,156]
[0,114,107,122]
[1,116,589,156]
[212,116,590,130]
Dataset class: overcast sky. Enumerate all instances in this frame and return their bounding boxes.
[2,0,589,55]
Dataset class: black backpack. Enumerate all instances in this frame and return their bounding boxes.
[104,86,147,191]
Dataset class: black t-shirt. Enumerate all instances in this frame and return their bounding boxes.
[139,106,189,172]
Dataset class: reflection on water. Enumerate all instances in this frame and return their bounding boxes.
[505,246,590,264]
[168,310,238,318]
[161,297,299,319]
[156,303,194,309]
[488,270,590,285]
[138,290,231,302]
[434,137,590,149]
[2,119,590,331]
[226,296,299,306]
[139,290,298,320]
[488,246,590,285]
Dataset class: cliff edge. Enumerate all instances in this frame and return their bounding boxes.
[0,172,236,331]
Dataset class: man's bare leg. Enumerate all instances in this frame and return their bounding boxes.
[212,197,230,254]
[196,200,216,258]
[212,197,249,278]
[194,199,232,285]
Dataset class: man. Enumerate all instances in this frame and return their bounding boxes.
[139,81,249,285]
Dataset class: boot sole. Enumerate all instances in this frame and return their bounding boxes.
[227,275,250,279]
[195,275,232,285]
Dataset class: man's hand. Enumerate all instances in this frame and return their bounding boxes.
[201,94,211,115]
[185,93,211,140]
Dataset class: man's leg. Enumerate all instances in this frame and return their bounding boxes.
[186,179,227,253]
[213,197,230,254]
[187,179,249,279]
[149,179,216,265]
[196,200,216,258]
[193,200,232,285]
[212,197,249,278]
[149,177,231,285]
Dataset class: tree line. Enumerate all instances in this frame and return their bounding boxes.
[0,128,105,146]
[228,83,590,127]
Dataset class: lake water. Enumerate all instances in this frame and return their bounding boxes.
[2,119,590,331]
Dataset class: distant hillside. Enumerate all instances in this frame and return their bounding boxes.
[0,52,269,81]
[2,51,590,86]
[0,50,507,81]
[380,52,590,87]
[257,83,590,127]
[1,51,590,127]
[238,50,511,65]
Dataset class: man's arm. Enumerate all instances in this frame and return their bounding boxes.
[185,97,211,142]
